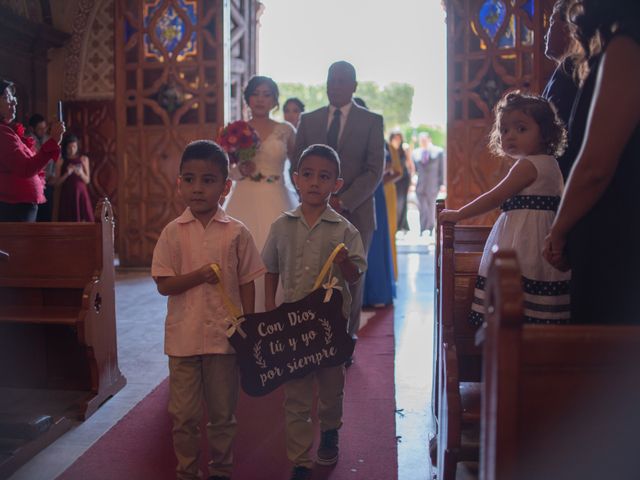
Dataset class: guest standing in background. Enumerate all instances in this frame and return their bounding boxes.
[283,97,305,128]
[293,61,384,349]
[0,79,64,222]
[55,133,94,222]
[27,114,56,221]
[413,132,444,237]
[352,98,395,307]
[541,0,579,180]
[383,141,403,279]
[544,0,640,325]
[388,131,413,233]
[26,113,49,150]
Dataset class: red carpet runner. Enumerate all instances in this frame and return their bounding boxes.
[57,308,397,480]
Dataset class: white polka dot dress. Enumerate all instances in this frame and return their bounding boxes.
[470,155,571,325]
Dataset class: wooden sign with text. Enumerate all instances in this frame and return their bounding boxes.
[227,287,354,396]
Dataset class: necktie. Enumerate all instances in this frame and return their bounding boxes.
[327,109,341,149]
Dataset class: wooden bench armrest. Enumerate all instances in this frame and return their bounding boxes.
[0,306,79,326]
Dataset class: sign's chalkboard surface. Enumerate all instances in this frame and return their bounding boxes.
[228,287,354,396]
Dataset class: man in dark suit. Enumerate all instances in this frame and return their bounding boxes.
[293,61,384,354]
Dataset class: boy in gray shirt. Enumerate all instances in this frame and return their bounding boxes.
[262,144,366,480]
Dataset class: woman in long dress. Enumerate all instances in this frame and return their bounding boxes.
[55,133,94,222]
[224,76,297,311]
[383,142,403,279]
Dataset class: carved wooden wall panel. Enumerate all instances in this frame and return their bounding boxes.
[229,0,258,121]
[115,0,227,266]
[64,0,115,100]
[446,0,556,225]
[62,0,118,246]
[64,100,117,215]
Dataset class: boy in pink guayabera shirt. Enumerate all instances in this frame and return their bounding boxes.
[152,140,265,480]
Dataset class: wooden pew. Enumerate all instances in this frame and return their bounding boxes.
[0,199,126,478]
[439,341,481,480]
[433,201,491,413]
[433,212,492,478]
[478,249,640,480]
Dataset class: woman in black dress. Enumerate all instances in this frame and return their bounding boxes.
[544,0,640,324]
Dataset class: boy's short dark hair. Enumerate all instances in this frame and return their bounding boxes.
[28,113,45,128]
[180,140,229,178]
[297,144,341,177]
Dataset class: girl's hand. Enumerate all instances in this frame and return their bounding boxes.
[66,164,75,175]
[543,228,571,272]
[199,264,219,284]
[439,209,462,223]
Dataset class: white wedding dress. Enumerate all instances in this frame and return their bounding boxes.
[224,121,297,311]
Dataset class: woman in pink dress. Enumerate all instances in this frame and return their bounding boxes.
[55,133,94,222]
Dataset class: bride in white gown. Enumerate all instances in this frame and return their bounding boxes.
[224,76,297,311]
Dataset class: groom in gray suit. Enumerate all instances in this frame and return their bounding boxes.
[293,61,384,349]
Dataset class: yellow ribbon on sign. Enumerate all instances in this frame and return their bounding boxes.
[210,263,247,339]
[312,243,346,303]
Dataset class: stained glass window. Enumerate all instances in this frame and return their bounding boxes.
[497,15,515,49]
[470,21,488,50]
[125,17,136,43]
[521,0,534,19]
[521,22,534,46]
[143,0,198,62]
[479,0,507,42]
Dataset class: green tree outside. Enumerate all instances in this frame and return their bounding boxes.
[277,81,416,132]
[404,124,446,149]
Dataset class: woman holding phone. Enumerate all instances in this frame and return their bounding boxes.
[0,79,65,221]
[55,133,94,222]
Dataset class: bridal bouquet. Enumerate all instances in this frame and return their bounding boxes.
[215,120,260,177]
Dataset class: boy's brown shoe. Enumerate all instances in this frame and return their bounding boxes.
[316,428,339,465]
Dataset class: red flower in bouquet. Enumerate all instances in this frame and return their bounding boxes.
[215,120,260,168]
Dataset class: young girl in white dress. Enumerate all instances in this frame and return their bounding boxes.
[224,76,297,311]
[440,91,571,324]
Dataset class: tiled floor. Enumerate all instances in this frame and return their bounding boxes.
[394,247,435,480]
[9,242,436,480]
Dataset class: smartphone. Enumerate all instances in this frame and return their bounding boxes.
[57,101,63,122]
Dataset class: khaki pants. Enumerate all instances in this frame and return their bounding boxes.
[168,354,239,480]
[283,365,346,468]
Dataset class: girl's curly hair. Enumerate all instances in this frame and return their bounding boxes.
[489,91,567,158]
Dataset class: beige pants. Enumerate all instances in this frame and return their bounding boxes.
[283,365,346,468]
[168,354,239,480]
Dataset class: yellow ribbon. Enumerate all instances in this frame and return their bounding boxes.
[210,263,247,339]
[312,243,346,303]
